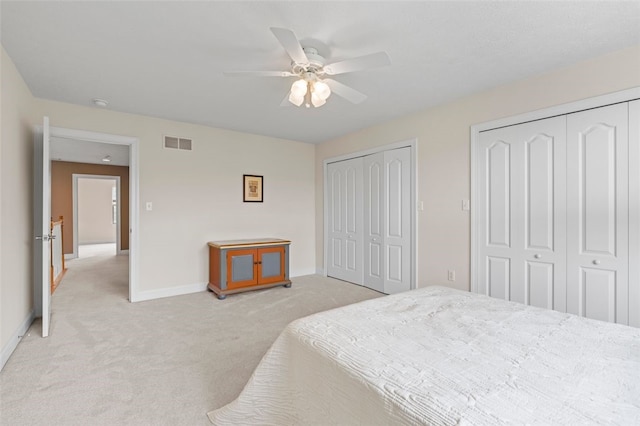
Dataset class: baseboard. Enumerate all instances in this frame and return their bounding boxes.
[64,253,76,261]
[290,268,318,278]
[1,310,35,372]
[131,282,208,303]
[315,268,325,276]
[130,269,321,303]
[118,250,129,255]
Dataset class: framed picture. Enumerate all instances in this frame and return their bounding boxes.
[243,174,263,202]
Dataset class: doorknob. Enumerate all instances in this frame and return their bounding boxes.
[534,254,541,259]
[592,259,600,265]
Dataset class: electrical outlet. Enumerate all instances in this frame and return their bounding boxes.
[146,202,153,211]
[448,270,456,281]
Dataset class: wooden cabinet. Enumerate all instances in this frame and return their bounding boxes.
[208,238,291,300]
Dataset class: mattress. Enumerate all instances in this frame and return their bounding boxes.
[207,286,640,425]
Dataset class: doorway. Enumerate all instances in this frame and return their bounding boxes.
[73,175,120,258]
[47,126,139,303]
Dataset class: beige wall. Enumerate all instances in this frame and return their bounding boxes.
[51,161,130,253]
[315,44,640,291]
[32,99,317,294]
[78,178,117,245]
[1,47,36,359]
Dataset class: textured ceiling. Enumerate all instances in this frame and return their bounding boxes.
[2,1,639,144]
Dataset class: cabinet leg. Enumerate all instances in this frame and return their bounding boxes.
[284,283,292,288]
[217,294,227,300]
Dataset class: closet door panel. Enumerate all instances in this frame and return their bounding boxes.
[487,141,511,247]
[364,153,384,292]
[487,256,510,300]
[629,100,640,327]
[327,158,364,284]
[580,268,617,323]
[526,134,554,251]
[523,118,566,310]
[527,261,554,310]
[383,148,411,294]
[478,135,513,297]
[478,116,565,307]
[567,103,628,324]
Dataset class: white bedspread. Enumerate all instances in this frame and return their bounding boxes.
[207,286,640,425]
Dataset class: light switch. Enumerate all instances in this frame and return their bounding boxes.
[462,199,470,211]
[418,201,424,211]
[146,202,153,211]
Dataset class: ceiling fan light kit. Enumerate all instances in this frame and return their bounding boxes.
[224,27,391,109]
[289,72,332,108]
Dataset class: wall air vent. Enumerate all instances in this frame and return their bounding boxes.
[164,135,193,151]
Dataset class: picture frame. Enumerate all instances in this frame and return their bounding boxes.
[243,174,263,202]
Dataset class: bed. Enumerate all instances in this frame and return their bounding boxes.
[207,286,640,425]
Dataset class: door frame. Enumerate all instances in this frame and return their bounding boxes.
[470,87,640,294]
[72,174,121,258]
[45,126,140,303]
[322,138,418,290]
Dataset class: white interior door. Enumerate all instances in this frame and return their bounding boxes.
[34,116,52,337]
[382,148,411,294]
[327,157,364,284]
[477,116,566,310]
[567,103,629,324]
[629,100,640,328]
[364,153,384,292]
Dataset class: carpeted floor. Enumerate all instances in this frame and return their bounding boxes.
[0,254,382,425]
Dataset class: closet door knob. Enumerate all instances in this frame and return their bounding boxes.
[534,254,541,259]
[593,259,600,265]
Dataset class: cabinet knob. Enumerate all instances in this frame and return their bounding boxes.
[593,259,600,265]
[534,254,541,259]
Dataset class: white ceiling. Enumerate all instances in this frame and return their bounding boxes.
[50,137,130,166]
[2,1,639,144]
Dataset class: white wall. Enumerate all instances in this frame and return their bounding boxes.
[1,46,36,368]
[315,44,640,291]
[77,178,116,244]
[31,99,317,295]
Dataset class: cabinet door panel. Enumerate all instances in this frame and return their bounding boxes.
[227,248,257,289]
[259,246,286,285]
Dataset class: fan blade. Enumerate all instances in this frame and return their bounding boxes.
[325,79,367,104]
[270,27,309,65]
[324,52,390,75]
[224,70,295,77]
[280,93,293,107]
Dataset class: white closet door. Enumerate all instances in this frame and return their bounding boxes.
[363,153,384,292]
[363,147,411,294]
[567,103,629,324]
[629,100,640,328]
[477,116,566,310]
[383,148,412,294]
[327,157,364,284]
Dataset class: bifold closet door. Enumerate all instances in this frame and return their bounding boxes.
[477,116,567,310]
[327,157,364,284]
[566,103,629,324]
[364,147,411,295]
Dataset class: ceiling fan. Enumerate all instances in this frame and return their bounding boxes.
[224,27,391,108]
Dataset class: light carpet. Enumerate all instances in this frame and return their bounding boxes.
[0,254,382,425]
